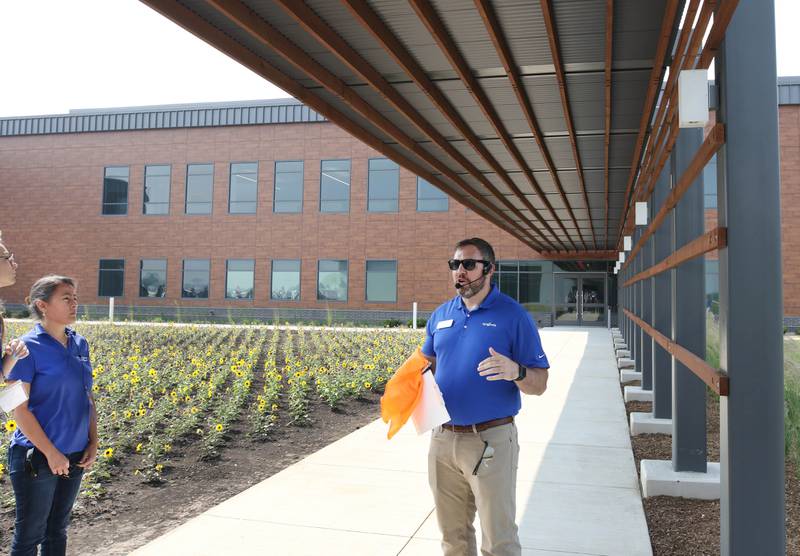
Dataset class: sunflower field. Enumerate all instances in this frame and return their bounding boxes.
[0,322,424,506]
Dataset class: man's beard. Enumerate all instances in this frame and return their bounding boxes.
[457,275,486,299]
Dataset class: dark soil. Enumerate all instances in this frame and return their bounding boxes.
[624,395,799,555]
[0,394,383,556]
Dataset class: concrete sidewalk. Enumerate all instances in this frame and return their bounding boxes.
[131,327,650,556]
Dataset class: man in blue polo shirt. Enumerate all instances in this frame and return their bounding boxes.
[422,237,549,556]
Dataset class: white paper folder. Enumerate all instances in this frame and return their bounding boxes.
[411,370,450,435]
[0,381,28,413]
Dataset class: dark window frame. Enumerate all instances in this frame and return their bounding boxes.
[367,158,400,213]
[181,259,211,299]
[101,166,129,216]
[319,159,351,214]
[416,176,449,212]
[228,161,259,215]
[273,160,304,213]
[317,259,349,302]
[365,259,398,303]
[270,259,302,302]
[139,259,167,298]
[142,164,172,216]
[98,259,125,298]
[185,163,214,215]
[225,258,256,300]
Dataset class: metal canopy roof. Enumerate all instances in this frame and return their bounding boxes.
[141,0,679,258]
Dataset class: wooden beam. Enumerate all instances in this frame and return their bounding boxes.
[475,0,588,250]
[406,0,577,251]
[137,0,540,250]
[620,0,715,239]
[624,227,726,286]
[539,0,597,250]
[624,309,728,395]
[697,0,741,69]
[622,123,725,271]
[614,0,681,250]
[270,0,555,251]
[538,250,617,261]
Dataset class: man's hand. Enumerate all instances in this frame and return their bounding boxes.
[477,347,518,381]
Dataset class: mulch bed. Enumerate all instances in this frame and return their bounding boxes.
[0,394,383,556]
[624,390,799,555]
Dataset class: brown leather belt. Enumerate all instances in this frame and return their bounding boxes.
[441,416,514,433]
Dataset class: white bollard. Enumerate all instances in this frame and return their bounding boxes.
[412,302,418,329]
[109,297,114,323]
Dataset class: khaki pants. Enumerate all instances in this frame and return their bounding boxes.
[428,423,520,556]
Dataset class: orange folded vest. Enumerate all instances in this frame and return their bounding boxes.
[380,348,431,439]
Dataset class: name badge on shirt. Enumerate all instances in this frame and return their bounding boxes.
[436,319,454,330]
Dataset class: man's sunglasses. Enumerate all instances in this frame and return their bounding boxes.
[0,252,13,262]
[448,259,490,271]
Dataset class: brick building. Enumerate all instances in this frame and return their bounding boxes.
[0,80,797,326]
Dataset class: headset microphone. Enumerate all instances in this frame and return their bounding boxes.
[454,275,485,290]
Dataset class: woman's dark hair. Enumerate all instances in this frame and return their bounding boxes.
[454,237,496,265]
[26,275,76,320]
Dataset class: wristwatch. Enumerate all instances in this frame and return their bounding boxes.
[514,363,527,381]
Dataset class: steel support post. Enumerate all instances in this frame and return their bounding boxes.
[671,127,707,472]
[717,0,785,552]
[632,228,640,365]
[653,165,673,418]
[641,199,653,390]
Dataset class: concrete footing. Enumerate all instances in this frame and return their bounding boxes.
[630,412,672,435]
[617,357,635,369]
[620,369,641,383]
[624,385,653,402]
[640,460,721,499]
[616,349,631,358]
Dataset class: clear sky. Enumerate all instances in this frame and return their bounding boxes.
[0,0,798,118]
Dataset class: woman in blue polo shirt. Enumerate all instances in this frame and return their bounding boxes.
[6,275,98,556]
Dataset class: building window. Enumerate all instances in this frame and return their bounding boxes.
[186,163,214,214]
[416,177,448,212]
[143,164,171,215]
[318,260,348,302]
[98,259,125,297]
[139,259,167,298]
[229,162,258,214]
[102,166,129,215]
[226,259,255,299]
[271,259,301,301]
[368,158,399,212]
[320,159,350,213]
[274,161,304,213]
[366,260,397,303]
[182,259,210,299]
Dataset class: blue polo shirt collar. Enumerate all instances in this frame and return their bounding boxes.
[458,283,500,313]
[34,323,76,339]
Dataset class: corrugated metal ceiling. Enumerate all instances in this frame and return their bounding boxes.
[138,0,677,255]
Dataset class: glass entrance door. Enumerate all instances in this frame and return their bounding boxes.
[554,274,607,326]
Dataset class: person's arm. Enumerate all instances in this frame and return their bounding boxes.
[12,382,70,475]
[2,338,29,380]
[78,394,99,469]
[515,366,548,396]
[477,347,548,395]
